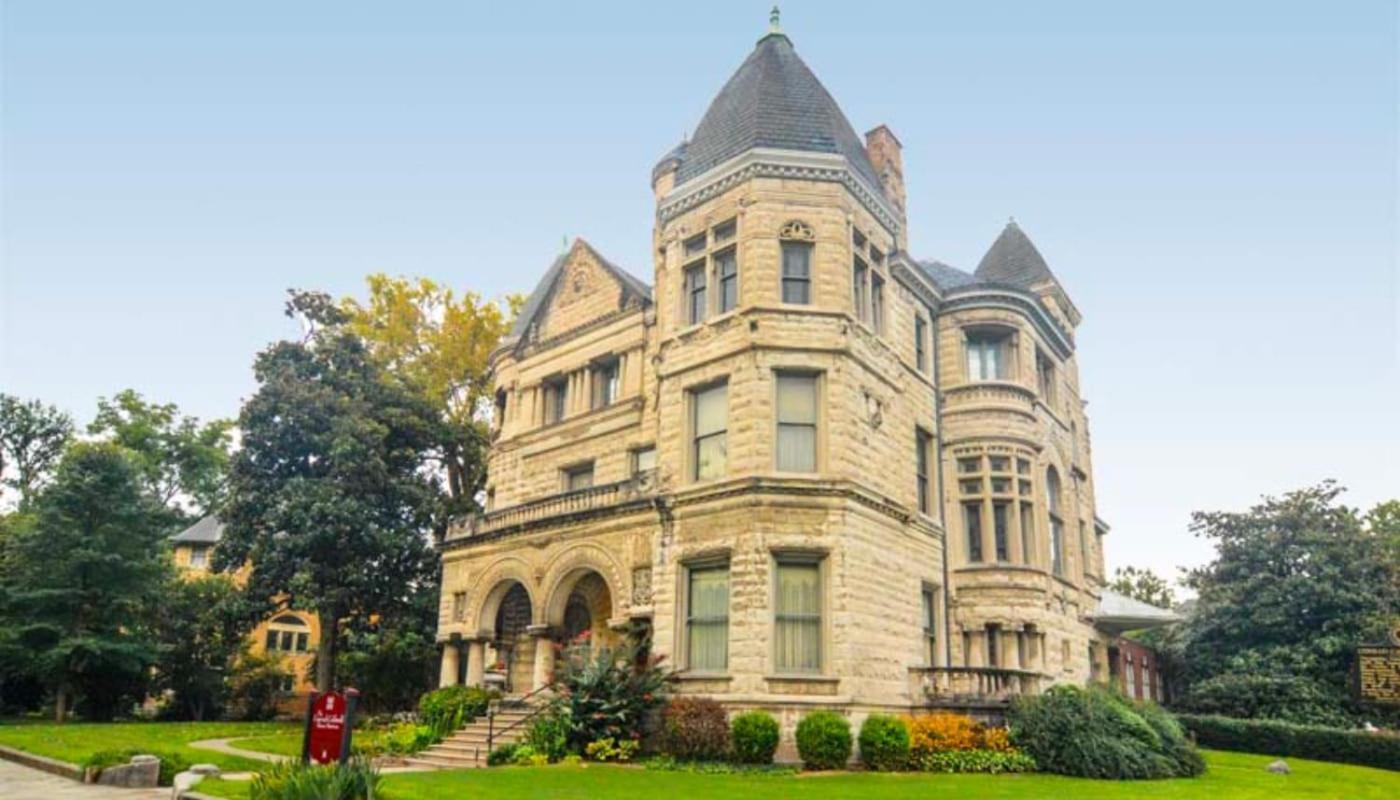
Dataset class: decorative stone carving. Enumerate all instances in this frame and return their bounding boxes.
[631,566,653,606]
[779,219,816,241]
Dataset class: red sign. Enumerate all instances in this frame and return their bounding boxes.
[304,690,357,765]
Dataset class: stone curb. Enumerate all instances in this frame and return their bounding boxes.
[0,743,85,782]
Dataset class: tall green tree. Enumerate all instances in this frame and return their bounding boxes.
[0,394,74,510]
[151,573,259,721]
[1109,566,1177,609]
[87,389,233,519]
[4,443,167,721]
[216,291,444,691]
[339,275,519,521]
[1180,482,1397,724]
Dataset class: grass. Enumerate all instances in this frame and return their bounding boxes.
[192,749,1400,800]
[228,731,303,758]
[0,720,297,774]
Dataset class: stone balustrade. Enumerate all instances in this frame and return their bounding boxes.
[911,665,1045,706]
[446,470,659,541]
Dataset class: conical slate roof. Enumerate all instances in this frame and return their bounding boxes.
[672,32,881,190]
[975,220,1058,288]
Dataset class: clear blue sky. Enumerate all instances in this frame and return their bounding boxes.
[2,1,1396,582]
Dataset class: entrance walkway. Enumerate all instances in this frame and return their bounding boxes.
[0,758,163,800]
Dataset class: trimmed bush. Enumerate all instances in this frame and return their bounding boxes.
[731,711,781,765]
[660,697,730,761]
[1009,685,1204,779]
[916,749,1036,774]
[795,711,852,770]
[486,742,520,766]
[83,749,190,787]
[1177,713,1400,772]
[250,758,381,800]
[417,685,495,740]
[858,714,910,771]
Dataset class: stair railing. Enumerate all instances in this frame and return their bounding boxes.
[485,682,558,756]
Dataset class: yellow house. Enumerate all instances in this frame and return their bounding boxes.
[171,515,321,700]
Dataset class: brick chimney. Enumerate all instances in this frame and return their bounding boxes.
[865,125,907,243]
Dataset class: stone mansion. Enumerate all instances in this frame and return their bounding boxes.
[433,21,1170,732]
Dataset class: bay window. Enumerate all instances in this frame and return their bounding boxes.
[686,564,730,672]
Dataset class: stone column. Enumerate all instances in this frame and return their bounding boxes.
[464,638,486,687]
[438,642,460,688]
[528,624,555,691]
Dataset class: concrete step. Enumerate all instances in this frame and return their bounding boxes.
[404,755,482,770]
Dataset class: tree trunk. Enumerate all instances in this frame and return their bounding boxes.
[316,611,337,692]
[54,687,67,724]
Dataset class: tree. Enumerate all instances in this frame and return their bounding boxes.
[216,290,444,692]
[3,443,167,721]
[1179,482,1397,724]
[1109,566,1177,609]
[339,275,519,521]
[87,389,233,519]
[0,394,74,510]
[151,573,259,720]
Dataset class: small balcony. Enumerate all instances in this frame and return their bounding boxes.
[446,470,659,542]
[911,666,1046,708]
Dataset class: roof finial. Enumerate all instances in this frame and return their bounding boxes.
[769,5,781,34]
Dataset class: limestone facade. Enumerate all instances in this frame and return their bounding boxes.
[435,26,1117,747]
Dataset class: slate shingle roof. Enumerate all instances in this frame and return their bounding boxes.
[171,514,224,544]
[668,33,882,191]
[916,259,979,292]
[974,220,1057,288]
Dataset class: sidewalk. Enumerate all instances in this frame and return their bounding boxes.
[0,758,164,800]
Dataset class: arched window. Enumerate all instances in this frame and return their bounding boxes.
[265,614,311,654]
[1046,467,1064,576]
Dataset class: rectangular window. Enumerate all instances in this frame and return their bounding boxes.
[958,457,981,474]
[692,382,728,481]
[1037,350,1056,404]
[966,332,1009,380]
[775,560,822,673]
[265,629,278,652]
[295,632,309,652]
[686,565,729,672]
[914,315,928,372]
[684,232,707,258]
[993,502,1010,562]
[871,273,885,334]
[712,219,736,245]
[590,359,619,409]
[544,377,568,424]
[188,545,208,568]
[280,631,295,652]
[986,624,1001,667]
[775,373,818,472]
[781,241,812,304]
[684,261,708,324]
[1020,503,1035,565]
[1080,521,1090,575]
[563,462,595,491]
[632,446,657,476]
[964,502,983,563]
[921,587,938,666]
[1018,631,1029,668]
[715,248,738,313]
[853,257,868,321]
[1051,516,1065,576]
[915,428,933,514]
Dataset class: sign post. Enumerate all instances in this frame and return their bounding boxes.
[301,688,360,765]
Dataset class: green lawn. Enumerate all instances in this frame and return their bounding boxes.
[0,720,297,773]
[193,750,1400,800]
[227,731,302,758]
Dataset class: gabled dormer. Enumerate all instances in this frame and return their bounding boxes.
[504,238,651,357]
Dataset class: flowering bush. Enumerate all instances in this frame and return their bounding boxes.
[551,630,667,751]
[980,726,1014,753]
[904,712,982,753]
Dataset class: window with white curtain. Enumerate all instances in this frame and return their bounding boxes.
[775,373,818,472]
[692,382,728,481]
[775,559,822,673]
[781,241,812,304]
[965,330,1011,380]
[686,564,729,672]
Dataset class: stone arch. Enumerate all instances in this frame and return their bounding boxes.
[539,543,627,631]
[466,556,539,634]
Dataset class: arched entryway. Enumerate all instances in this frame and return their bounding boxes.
[559,571,614,649]
[474,578,536,694]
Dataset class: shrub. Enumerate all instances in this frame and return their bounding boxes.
[585,737,640,762]
[1177,713,1400,772]
[1009,685,1202,779]
[795,711,852,770]
[378,721,436,756]
[83,749,191,787]
[553,635,667,749]
[916,749,1037,774]
[417,685,494,740]
[731,711,781,764]
[660,697,730,760]
[249,758,381,800]
[1176,673,1353,728]
[980,727,1014,753]
[905,712,981,753]
[508,744,536,764]
[858,714,910,771]
[1137,702,1206,777]
[487,743,520,766]
[227,650,289,721]
[522,708,571,762]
